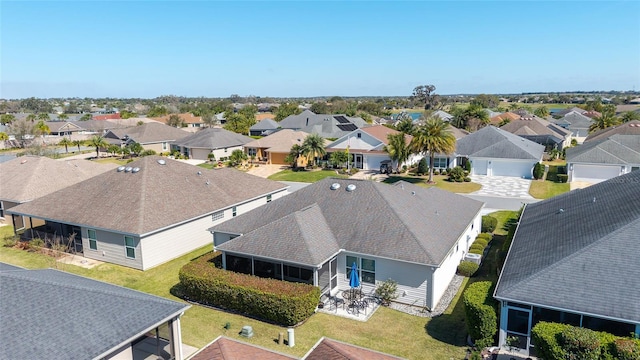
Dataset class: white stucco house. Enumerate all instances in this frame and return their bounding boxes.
[170,128,253,161]
[8,156,288,270]
[209,178,483,310]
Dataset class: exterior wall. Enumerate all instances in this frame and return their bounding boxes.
[213,232,238,247]
[363,154,390,171]
[471,157,538,178]
[82,228,144,270]
[0,200,19,219]
[568,163,627,183]
[328,130,381,151]
[141,142,169,154]
[183,145,244,161]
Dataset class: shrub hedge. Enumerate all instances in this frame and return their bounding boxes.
[469,248,484,255]
[457,261,479,277]
[557,174,568,183]
[533,162,545,180]
[463,281,498,348]
[477,233,493,241]
[481,216,498,233]
[532,321,640,360]
[179,252,320,326]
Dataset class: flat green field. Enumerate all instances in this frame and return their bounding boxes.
[383,174,481,194]
[268,169,349,182]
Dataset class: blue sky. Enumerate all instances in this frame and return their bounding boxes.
[1,1,639,98]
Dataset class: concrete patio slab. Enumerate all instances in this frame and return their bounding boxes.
[470,175,534,199]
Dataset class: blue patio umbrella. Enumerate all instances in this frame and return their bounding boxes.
[349,262,360,298]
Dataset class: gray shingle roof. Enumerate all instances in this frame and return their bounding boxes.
[494,171,640,323]
[8,156,287,235]
[455,126,544,160]
[0,262,22,272]
[0,156,116,203]
[0,268,188,360]
[250,118,279,131]
[552,111,593,137]
[213,178,483,266]
[500,116,572,140]
[106,122,189,144]
[171,128,253,149]
[279,110,368,139]
[585,120,640,142]
[566,134,640,164]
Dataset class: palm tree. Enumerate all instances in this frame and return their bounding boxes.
[383,133,412,173]
[34,120,50,139]
[410,118,456,183]
[58,113,69,121]
[72,139,83,152]
[302,134,326,166]
[88,135,108,158]
[286,144,305,169]
[589,113,619,132]
[58,137,72,153]
[26,113,36,122]
[0,132,8,141]
[37,113,50,122]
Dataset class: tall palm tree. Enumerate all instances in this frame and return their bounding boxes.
[37,113,50,122]
[72,139,83,152]
[589,113,619,133]
[26,113,36,122]
[34,120,50,139]
[410,118,456,183]
[58,113,69,121]
[383,132,412,173]
[302,133,326,166]
[88,135,108,158]
[286,144,305,169]
[58,137,72,153]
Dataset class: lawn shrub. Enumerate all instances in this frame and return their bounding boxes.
[179,252,320,326]
[532,321,568,360]
[463,177,471,182]
[481,216,498,233]
[417,157,428,176]
[463,281,497,348]
[457,261,479,277]
[533,162,544,180]
[469,244,485,253]
[476,233,493,241]
[473,239,489,248]
[557,174,568,183]
[469,247,484,255]
[374,278,398,306]
[448,166,466,182]
[613,338,640,360]
[560,326,601,360]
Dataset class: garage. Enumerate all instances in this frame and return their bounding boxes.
[491,160,536,178]
[364,155,390,171]
[572,164,621,184]
[472,159,488,175]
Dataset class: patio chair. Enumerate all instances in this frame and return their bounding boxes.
[328,295,344,312]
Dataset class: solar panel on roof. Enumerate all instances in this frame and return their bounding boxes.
[335,116,350,124]
[337,124,357,131]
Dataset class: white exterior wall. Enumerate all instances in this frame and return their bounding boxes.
[329,130,381,151]
[569,163,626,183]
[490,159,537,178]
[363,154,391,171]
[82,228,144,270]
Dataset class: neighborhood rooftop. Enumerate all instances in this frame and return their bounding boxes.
[455,125,545,160]
[171,127,253,149]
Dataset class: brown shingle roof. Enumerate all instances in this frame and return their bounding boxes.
[360,125,402,145]
[107,122,190,144]
[303,338,404,360]
[244,129,313,153]
[489,112,521,126]
[0,156,116,203]
[190,336,295,360]
[8,156,287,235]
[151,113,203,125]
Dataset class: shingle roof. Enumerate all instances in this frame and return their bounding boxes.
[190,336,296,360]
[171,128,253,149]
[243,129,311,153]
[500,116,572,140]
[213,178,483,266]
[455,126,545,160]
[0,262,22,272]
[279,110,368,138]
[8,156,287,236]
[552,111,593,134]
[0,156,116,203]
[0,268,188,360]
[250,118,279,131]
[585,120,640,142]
[566,134,640,164]
[494,171,640,323]
[151,112,203,125]
[303,338,405,360]
[106,122,189,144]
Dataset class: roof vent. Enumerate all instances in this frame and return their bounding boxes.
[558,208,565,214]
[411,191,416,195]
[346,184,356,192]
[124,166,133,173]
[206,179,210,185]
[20,159,27,164]
[330,183,341,190]
[157,159,166,165]
[197,171,202,176]
[117,166,125,172]
[592,197,596,203]
[132,167,140,173]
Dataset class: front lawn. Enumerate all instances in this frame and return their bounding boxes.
[383,174,481,194]
[268,169,349,182]
[530,163,570,199]
[489,210,519,236]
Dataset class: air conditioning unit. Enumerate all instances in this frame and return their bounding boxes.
[464,253,482,265]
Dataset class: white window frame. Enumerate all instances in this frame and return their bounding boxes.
[267,194,272,203]
[212,211,224,221]
[88,229,97,250]
[124,236,135,259]
[232,206,237,217]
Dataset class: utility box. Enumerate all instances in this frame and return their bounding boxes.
[240,325,254,338]
[287,328,295,347]
[464,253,482,265]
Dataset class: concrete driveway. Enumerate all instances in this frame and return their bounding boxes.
[246,164,288,178]
[470,175,534,199]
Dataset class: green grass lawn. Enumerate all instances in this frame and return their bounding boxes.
[0,223,473,359]
[383,174,481,194]
[530,163,570,199]
[489,210,519,236]
[268,169,349,182]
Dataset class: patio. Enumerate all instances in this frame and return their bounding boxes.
[317,289,381,322]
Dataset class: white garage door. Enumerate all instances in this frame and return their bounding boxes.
[573,164,621,183]
[365,155,390,171]
[491,160,535,178]
[472,159,488,175]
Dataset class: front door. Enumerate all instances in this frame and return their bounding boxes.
[506,306,532,353]
[73,226,82,253]
[354,154,363,169]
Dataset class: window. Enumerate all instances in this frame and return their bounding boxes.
[433,157,447,168]
[266,194,272,203]
[162,142,168,151]
[345,256,375,285]
[212,211,224,221]
[248,148,257,157]
[357,132,361,138]
[124,236,135,259]
[88,229,97,250]
[232,206,237,217]
[224,148,228,153]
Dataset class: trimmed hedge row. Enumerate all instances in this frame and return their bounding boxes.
[179,252,320,326]
[457,261,479,277]
[468,233,493,255]
[532,321,640,360]
[463,281,498,348]
[481,216,498,233]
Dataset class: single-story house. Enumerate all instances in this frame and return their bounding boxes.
[249,118,279,136]
[0,156,115,228]
[324,125,419,171]
[566,129,640,184]
[499,115,572,150]
[171,128,254,161]
[45,121,85,136]
[210,178,483,310]
[455,126,544,178]
[243,129,322,166]
[431,110,453,122]
[551,110,593,143]
[104,121,190,154]
[494,171,640,356]
[279,110,368,139]
[150,113,205,129]
[552,107,587,118]
[7,156,288,270]
[0,263,192,360]
[489,112,521,126]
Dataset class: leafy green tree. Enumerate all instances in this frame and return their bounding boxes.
[329,150,349,168]
[410,118,456,183]
[471,94,500,109]
[58,137,72,153]
[147,106,168,117]
[26,113,37,122]
[383,133,412,173]
[9,119,34,147]
[239,104,258,120]
[302,133,326,166]
[107,144,121,156]
[127,142,143,157]
[0,114,15,125]
[80,113,92,121]
[34,120,50,138]
[395,117,415,135]
[621,111,640,123]
[412,84,440,110]
[120,110,137,119]
[274,103,301,121]
[229,149,248,166]
[356,111,372,123]
[534,106,549,118]
[224,113,255,135]
[202,113,216,128]
[310,102,329,114]
[0,132,8,141]
[589,113,619,132]
[88,135,108,158]
[167,114,186,128]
